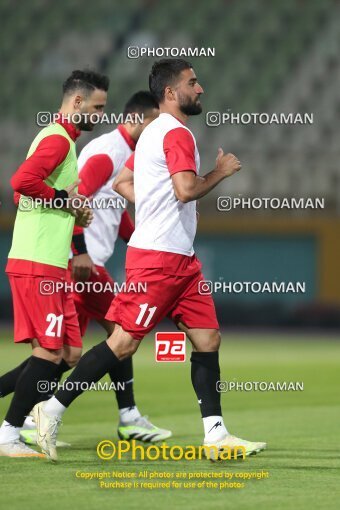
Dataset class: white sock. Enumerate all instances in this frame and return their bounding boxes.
[21,416,35,430]
[0,420,21,444]
[43,397,66,419]
[119,406,141,423]
[203,416,228,441]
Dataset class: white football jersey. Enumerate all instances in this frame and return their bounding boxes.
[129,113,200,257]
[77,126,134,266]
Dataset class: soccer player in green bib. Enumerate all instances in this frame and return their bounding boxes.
[0,70,109,457]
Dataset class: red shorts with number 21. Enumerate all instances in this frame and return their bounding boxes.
[8,274,82,349]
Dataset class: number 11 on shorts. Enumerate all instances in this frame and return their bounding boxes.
[135,303,157,327]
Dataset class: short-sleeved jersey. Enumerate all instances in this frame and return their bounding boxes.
[77,126,135,266]
[128,113,200,257]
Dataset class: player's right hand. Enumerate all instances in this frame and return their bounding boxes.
[65,179,89,208]
[215,149,241,177]
[72,253,99,281]
[74,206,93,227]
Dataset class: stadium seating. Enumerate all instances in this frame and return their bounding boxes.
[1,0,339,210]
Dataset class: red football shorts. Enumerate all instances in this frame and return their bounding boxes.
[105,268,219,340]
[69,264,115,337]
[8,274,82,349]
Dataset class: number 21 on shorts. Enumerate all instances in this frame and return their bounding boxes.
[45,313,64,337]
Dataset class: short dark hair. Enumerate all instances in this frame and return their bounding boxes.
[63,69,110,97]
[149,59,193,103]
[123,91,159,116]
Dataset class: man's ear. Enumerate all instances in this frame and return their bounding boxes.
[164,86,175,102]
[73,94,83,110]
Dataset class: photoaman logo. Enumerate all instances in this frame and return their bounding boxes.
[97,440,246,461]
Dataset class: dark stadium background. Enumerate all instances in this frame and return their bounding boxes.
[1,0,340,330]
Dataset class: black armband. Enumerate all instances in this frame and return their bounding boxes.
[53,189,69,208]
[72,233,87,256]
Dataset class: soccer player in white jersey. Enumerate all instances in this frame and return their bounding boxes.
[33,60,266,461]
[69,91,171,442]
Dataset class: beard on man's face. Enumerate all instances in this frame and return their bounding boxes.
[78,123,95,132]
[76,115,95,131]
[178,93,202,116]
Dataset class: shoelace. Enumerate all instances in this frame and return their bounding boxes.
[47,417,62,439]
[135,416,155,430]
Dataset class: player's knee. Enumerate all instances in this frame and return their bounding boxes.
[107,329,139,360]
[192,329,221,352]
[32,341,63,363]
[115,339,139,359]
[47,350,64,364]
[63,347,82,367]
[208,330,221,351]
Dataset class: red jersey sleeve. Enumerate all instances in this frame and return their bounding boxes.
[163,127,197,176]
[118,210,134,242]
[124,153,134,172]
[73,154,114,241]
[10,134,70,200]
[13,192,20,206]
[78,154,113,196]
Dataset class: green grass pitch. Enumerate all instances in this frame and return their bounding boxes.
[0,330,339,510]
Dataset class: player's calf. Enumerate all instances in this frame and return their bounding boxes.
[0,354,60,449]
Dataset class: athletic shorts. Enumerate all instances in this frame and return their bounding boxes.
[105,268,219,340]
[69,264,115,337]
[8,274,82,349]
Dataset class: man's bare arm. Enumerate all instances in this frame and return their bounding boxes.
[171,149,241,203]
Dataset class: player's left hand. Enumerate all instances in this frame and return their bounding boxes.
[72,253,99,281]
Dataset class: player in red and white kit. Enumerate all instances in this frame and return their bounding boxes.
[15,93,171,449]
[69,91,171,442]
[34,60,266,461]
